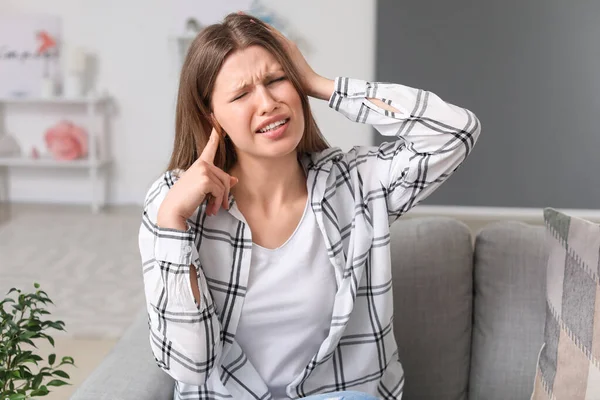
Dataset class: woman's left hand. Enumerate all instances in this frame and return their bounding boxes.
[268,25,335,100]
[240,12,332,99]
[267,26,319,92]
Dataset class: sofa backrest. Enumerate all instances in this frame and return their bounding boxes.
[469,221,547,400]
[390,217,474,400]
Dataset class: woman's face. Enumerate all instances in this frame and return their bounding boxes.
[211,45,305,163]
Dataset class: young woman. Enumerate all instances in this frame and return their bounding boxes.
[139,12,480,400]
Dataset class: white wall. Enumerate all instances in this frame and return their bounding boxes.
[0,0,375,206]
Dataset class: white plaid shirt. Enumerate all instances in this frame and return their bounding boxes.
[139,77,481,399]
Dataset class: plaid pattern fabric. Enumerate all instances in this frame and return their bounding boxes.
[139,77,480,400]
[532,209,600,399]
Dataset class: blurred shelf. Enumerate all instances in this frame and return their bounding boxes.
[0,156,110,168]
[0,92,112,213]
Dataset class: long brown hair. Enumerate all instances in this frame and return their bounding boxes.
[167,13,329,173]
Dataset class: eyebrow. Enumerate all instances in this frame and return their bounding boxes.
[230,71,285,94]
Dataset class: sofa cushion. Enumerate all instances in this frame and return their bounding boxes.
[531,209,600,399]
[390,217,473,400]
[469,221,547,400]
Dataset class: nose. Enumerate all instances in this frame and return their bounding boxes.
[256,85,279,115]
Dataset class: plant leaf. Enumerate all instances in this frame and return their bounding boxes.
[20,338,37,348]
[1,284,74,398]
[61,356,75,365]
[46,379,69,387]
[32,373,43,389]
[53,370,70,379]
[30,385,49,396]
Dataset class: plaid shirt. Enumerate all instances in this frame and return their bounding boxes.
[139,77,481,399]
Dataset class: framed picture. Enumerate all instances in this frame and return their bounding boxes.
[0,14,61,98]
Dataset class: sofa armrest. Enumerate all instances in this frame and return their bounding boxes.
[70,309,174,400]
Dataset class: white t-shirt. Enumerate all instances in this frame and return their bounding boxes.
[235,200,337,399]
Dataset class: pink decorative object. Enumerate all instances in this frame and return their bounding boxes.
[44,120,88,160]
[31,146,40,159]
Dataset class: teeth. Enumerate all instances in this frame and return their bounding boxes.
[259,119,287,133]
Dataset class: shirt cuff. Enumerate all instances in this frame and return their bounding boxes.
[153,226,195,265]
[331,76,372,97]
[328,77,371,119]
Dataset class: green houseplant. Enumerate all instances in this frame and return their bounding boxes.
[0,283,75,399]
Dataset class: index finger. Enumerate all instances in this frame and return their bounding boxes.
[199,128,220,164]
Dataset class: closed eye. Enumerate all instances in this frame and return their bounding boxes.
[268,76,286,85]
[231,76,286,102]
[232,92,247,101]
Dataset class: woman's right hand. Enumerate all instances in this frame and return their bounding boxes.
[157,128,238,230]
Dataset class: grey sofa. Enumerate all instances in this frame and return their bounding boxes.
[71,217,548,400]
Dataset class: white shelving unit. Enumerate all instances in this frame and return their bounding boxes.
[0,95,111,213]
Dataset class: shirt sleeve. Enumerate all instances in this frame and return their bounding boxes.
[138,171,222,385]
[329,77,481,222]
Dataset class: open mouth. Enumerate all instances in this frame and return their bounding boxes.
[256,118,290,134]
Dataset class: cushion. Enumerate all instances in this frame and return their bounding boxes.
[531,208,600,399]
[390,217,473,400]
[469,221,547,400]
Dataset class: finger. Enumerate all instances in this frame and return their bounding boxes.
[219,173,230,210]
[206,163,232,184]
[206,192,221,217]
[203,170,225,215]
[263,21,286,41]
[205,194,215,216]
[199,128,220,164]
[208,181,225,216]
[209,196,221,216]
[211,191,223,215]
[221,175,238,209]
[221,192,229,210]
[215,173,228,211]
[212,167,232,210]
[206,164,235,209]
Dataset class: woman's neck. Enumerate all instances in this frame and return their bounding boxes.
[229,152,307,214]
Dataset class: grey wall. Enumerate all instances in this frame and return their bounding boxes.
[375,0,600,209]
